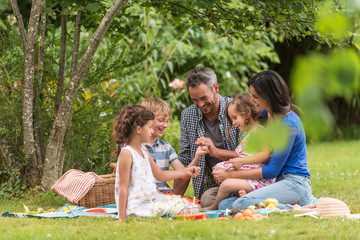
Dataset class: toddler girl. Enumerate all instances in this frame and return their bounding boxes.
[113,105,201,221]
[202,93,275,210]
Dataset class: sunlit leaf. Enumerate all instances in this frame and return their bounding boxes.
[246,120,289,153]
[87,3,101,12]
[316,1,351,40]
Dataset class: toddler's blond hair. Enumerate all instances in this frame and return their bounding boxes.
[141,97,171,117]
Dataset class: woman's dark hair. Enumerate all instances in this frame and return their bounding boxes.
[112,105,154,157]
[225,93,261,139]
[247,70,291,115]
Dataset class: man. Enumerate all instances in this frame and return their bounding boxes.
[175,66,240,204]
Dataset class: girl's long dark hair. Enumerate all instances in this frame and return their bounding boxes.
[111,105,154,157]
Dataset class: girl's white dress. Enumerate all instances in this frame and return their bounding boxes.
[115,145,188,217]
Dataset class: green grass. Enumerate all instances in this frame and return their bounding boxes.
[1,140,360,239]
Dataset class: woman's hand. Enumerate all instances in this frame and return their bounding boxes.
[228,157,245,169]
[212,167,230,184]
[185,166,201,178]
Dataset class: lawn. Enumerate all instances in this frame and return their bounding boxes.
[1,140,360,239]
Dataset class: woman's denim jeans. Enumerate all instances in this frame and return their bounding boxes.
[218,173,312,210]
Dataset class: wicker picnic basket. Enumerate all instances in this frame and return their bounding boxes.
[76,170,116,208]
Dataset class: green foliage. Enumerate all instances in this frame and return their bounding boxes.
[162,116,181,153]
[291,0,360,141]
[0,169,27,199]
[147,0,322,42]
[246,120,290,153]
[0,27,28,198]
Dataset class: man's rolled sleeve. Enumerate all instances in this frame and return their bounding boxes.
[179,111,191,167]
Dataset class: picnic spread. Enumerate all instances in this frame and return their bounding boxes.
[2,204,118,219]
[3,169,359,221]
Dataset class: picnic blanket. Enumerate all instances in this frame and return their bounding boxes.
[2,204,117,219]
[51,169,101,203]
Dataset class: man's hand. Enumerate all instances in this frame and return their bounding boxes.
[212,167,230,184]
[195,137,218,157]
[227,157,245,169]
[185,166,201,178]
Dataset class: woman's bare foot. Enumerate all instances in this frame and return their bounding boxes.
[238,189,247,197]
[292,204,317,212]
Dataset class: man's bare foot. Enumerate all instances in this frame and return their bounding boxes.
[200,206,216,211]
[238,190,247,197]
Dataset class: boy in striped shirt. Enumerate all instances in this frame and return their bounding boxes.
[141,98,206,193]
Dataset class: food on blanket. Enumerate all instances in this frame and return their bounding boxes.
[266,203,276,209]
[85,209,107,213]
[233,212,244,220]
[265,198,278,207]
[184,214,195,220]
[194,213,205,220]
[228,208,245,217]
[253,214,263,220]
[242,209,252,218]
[255,202,266,209]
[247,205,256,210]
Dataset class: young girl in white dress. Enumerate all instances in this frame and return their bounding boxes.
[112,105,201,221]
[201,93,276,210]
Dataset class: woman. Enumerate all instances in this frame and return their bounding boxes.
[213,70,312,210]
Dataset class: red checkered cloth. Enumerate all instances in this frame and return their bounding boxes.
[51,169,101,203]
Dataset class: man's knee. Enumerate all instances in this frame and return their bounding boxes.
[200,187,219,207]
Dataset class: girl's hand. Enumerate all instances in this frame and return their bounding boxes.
[195,145,209,157]
[185,166,201,178]
[228,157,244,169]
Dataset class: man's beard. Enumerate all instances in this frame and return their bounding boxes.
[202,92,217,115]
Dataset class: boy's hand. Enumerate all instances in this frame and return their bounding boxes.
[227,157,244,169]
[195,145,209,157]
[185,166,201,178]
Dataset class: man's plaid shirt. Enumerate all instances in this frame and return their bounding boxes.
[179,95,240,198]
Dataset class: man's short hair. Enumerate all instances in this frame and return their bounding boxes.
[141,97,171,117]
[185,66,217,91]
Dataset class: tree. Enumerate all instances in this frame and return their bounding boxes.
[1,0,329,192]
[9,0,128,188]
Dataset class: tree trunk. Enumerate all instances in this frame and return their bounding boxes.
[57,10,83,178]
[10,0,27,50]
[22,0,45,172]
[41,0,128,188]
[33,6,46,179]
[54,6,67,116]
[70,10,82,78]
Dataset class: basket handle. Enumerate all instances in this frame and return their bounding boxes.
[110,162,116,174]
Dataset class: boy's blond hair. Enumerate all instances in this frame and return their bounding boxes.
[141,97,171,117]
